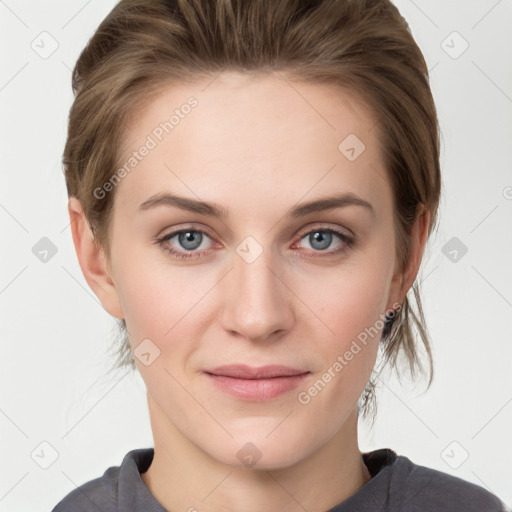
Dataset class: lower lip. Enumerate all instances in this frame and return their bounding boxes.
[204,372,310,401]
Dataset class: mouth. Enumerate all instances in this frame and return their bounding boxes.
[204,364,309,379]
[203,364,310,401]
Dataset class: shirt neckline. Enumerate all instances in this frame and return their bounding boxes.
[119,447,400,511]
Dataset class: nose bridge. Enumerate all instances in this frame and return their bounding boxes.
[221,238,293,341]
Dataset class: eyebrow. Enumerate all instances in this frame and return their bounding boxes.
[138,191,375,218]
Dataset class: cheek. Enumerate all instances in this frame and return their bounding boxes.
[295,243,394,392]
[297,279,388,421]
[300,251,393,341]
[114,250,205,345]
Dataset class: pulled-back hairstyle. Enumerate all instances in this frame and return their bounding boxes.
[64,0,441,422]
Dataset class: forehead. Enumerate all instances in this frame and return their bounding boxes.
[114,70,391,219]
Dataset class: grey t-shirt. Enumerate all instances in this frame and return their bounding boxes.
[51,447,508,511]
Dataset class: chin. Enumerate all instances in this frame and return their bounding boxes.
[204,430,316,471]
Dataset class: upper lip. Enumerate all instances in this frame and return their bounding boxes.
[204,364,309,379]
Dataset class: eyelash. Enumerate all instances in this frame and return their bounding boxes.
[155,225,355,261]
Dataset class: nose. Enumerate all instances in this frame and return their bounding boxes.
[219,244,295,343]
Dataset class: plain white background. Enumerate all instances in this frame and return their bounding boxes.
[1,1,511,510]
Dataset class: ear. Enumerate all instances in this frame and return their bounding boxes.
[387,205,431,310]
[68,197,124,320]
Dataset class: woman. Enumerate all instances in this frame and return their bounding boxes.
[52,0,508,510]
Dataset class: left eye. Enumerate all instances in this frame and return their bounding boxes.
[156,226,355,261]
[296,228,354,254]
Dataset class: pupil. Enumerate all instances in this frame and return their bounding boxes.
[311,231,331,251]
[180,231,201,250]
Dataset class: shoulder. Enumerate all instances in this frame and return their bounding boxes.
[51,467,119,512]
[51,448,154,512]
[389,454,508,511]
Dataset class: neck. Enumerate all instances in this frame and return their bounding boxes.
[141,401,372,512]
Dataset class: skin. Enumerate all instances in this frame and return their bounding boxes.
[69,71,430,512]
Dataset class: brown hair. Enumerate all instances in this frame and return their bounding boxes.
[64,0,441,422]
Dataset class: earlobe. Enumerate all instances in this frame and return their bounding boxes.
[67,197,124,320]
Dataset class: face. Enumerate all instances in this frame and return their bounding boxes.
[98,71,404,469]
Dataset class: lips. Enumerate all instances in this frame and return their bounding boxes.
[203,364,310,401]
[203,364,309,379]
